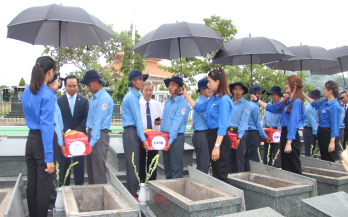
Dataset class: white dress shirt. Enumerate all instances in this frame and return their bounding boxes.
[139,98,163,131]
[66,92,77,107]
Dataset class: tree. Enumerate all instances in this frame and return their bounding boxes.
[112,26,145,104]
[18,78,26,86]
[158,84,168,91]
[0,85,9,89]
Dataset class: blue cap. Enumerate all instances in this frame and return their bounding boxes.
[250,85,265,94]
[164,76,183,88]
[267,86,282,96]
[196,78,208,93]
[80,70,105,85]
[309,89,323,98]
[229,82,248,95]
[128,69,148,87]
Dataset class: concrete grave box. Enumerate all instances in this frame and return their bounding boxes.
[218,207,284,217]
[227,161,317,217]
[147,166,245,217]
[0,189,13,217]
[62,184,138,217]
[302,191,348,217]
[2,174,26,217]
[300,156,348,195]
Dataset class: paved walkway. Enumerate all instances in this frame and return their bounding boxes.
[0,125,193,136]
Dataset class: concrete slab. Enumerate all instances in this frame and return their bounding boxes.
[3,174,26,217]
[300,156,348,195]
[302,191,348,217]
[218,207,284,217]
[0,139,26,177]
[62,184,138,217]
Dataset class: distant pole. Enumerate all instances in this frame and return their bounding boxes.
[131,0,136,66]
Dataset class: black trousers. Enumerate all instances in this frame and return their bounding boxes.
[139,148,158,183]
[192,131,210,174]
[303,127,317,157]
[263,126,281,168]
[280,127,302,174]
[26,130,56,217]
[207,129,231,183]
[228,128,245,173]
[318,127,336,162]
[244,130,261,171]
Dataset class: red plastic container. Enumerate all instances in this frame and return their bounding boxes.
[261,128,282,143]
[63,130,90,157]
[141,129,169,150]
[228,131,238,148]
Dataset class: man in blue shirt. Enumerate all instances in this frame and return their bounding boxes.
[160,76,190,179]
[228,82,250,173]
[80,70,114,184]
[122,69,149,197]
[303,90,321,157]
[245,85,271,171]
[192,78,212,174]
[262,86,282,167]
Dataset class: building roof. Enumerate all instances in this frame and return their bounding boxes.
[108,52,173,78]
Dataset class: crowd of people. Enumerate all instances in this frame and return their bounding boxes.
[22,56,348,217]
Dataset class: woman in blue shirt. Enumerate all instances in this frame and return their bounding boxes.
[250,75,305,174]
[303,81,341,162]
[183,68,233,182]
[22,56,56,217]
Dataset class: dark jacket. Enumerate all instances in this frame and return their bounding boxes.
[57,93,89,134]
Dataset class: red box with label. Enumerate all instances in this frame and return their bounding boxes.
[261,128,282,143]
[228,131,238,148]
[63,130,90,158]
[141,129,169,150]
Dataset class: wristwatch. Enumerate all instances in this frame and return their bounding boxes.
[215,143,221,147]
[286,141,291,145]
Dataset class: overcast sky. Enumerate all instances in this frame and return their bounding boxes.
[1,0,347,86]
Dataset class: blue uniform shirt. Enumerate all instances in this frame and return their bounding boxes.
[160,95,190,144]
[22,84,55,163]
[304,104,318,136]
[312,99,341,137]
[53,93,64,146]
[266,97,305,140]
[248,101,268,139]
[263,102,282,130]
[122,88,146,142]
[340,106,345,129]
[229,97,250,139]
[192,95,208,132]
[194,94,233,136]
[86,87,114,146]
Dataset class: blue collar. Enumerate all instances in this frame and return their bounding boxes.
[130,87,140,99]
[198,94,208,100]
[169,95,182,102]
[232,97,245,104]
[93,87,106,99]
[327,98,337,105]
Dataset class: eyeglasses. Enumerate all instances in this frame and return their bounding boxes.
[67,85,78,88]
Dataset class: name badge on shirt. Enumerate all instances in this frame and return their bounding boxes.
[181,108,186,116]
[246,108,250,114]
[322,110,326,113]
[212,104,216,108]
[102,103,107,111]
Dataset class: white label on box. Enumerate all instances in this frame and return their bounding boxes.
[152,136,166,150]
[272,132,281,143]
[69,141,86,156]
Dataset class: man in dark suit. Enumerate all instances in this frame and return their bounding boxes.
[57,75,89,186]
[340,91,348,149]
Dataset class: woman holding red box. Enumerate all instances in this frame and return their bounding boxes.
[250,75,305,174]
[182,68,233,182]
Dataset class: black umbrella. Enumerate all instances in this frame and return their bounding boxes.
[132,21,224,95]
[212,36,294,93]
[7,4,113,71]
[311,46,348,89]
[267,45,339,80]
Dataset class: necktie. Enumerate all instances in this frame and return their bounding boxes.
[70,96,75,116]
[146,102,152,129]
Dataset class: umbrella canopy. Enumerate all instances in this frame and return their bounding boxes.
[212,36,294,93]
[310,46,348,89]
[212,37,294,65]
[132,21,224,60]
[267,45,339,77]
[7,4,113,47]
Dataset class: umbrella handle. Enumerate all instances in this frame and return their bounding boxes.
[175,89,183,96]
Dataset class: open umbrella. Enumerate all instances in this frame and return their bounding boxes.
[132,21,224,95]
[311,46,348,89]
[266,45,339,80]
[7,4,114,71]
[212,36,295,93]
